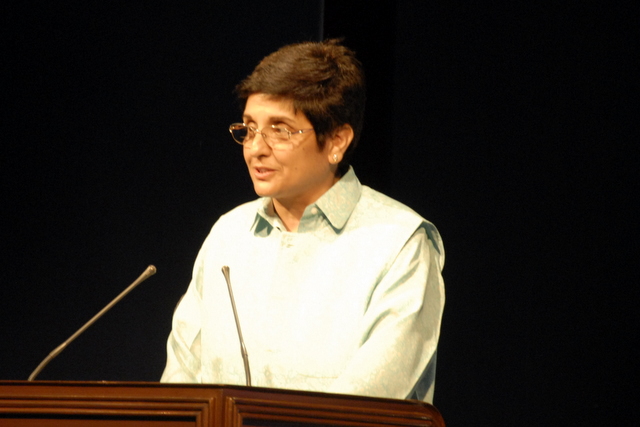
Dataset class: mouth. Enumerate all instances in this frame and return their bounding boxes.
[253,166,276,180]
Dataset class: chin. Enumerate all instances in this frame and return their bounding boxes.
[252,183,275,198]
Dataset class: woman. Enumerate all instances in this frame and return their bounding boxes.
[161,39,445,403]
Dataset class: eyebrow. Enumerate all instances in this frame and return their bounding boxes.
[242,114,296,126]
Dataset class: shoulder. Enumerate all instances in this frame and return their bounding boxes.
[193,198,262,266]
[355,186,425,227]
[198,198,261,247]
[220,198,261,218]
[353,186,444,260]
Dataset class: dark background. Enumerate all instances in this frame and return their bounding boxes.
[1,1,636,425]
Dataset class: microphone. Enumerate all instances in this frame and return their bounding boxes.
[221,266,252,386]
[28,265,157,381]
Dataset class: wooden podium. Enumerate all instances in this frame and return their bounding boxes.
[0,381,444,427]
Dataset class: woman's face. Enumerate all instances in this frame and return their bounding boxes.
[242,93,338,210]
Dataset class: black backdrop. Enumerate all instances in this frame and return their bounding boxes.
[1,1,636,426]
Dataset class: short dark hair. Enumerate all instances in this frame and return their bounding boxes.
[236,39,366,176]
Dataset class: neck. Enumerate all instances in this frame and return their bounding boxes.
[272,199,304,232]
[271,171,342,232]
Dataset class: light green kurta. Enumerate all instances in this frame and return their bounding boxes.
[162,168,445,403]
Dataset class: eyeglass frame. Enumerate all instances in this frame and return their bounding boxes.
[228,123,315,149]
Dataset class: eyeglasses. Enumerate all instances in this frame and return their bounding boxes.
[229,123,314,150]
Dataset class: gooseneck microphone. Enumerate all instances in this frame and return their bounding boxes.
[28,265,157,381]
[221,266,252,386]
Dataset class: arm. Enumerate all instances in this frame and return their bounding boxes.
[328,225,445,402]
[160,252,205,383]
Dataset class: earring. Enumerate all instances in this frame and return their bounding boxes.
[333,154,339,163]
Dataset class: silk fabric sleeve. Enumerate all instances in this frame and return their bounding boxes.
[327,225,445,401]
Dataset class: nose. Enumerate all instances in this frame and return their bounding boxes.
[245,131,271,156]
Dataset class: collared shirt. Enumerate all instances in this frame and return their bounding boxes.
[161,168,445,402]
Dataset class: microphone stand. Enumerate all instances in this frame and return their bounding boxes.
[28,265,157,381]
[221,266,252,386]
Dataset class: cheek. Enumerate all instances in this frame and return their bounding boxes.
[271,152,293,170]
[287,147,313,172]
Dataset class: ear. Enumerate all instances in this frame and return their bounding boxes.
[326,124,354,164]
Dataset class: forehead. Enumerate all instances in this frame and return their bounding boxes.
[243,94,300,122]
